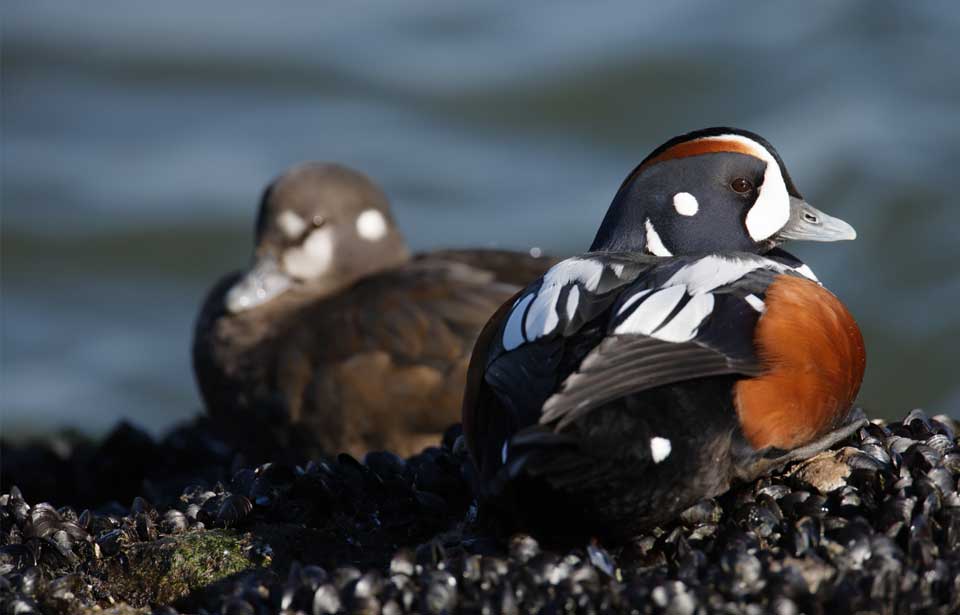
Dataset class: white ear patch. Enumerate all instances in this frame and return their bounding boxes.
[644,219,673,256]
[282,226,335,279]
[356,209,388,241]
[277,211,307,238]
[650,437,672,463]
[672,192,699,216]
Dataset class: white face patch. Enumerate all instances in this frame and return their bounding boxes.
[277,211,307,239]
[282,226,335,280]
[700,134,790,241]
[355,209,388,241]
[650,437,672,463]
[644,219,673,256]
[672,192,699,216]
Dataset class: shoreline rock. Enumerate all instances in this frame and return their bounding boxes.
[2,410,958,614]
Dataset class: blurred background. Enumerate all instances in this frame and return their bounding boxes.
[2,1,958,439]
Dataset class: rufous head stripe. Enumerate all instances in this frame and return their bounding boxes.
[639,137,764,172]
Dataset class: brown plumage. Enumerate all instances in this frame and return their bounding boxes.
[193,163,557,461]
[735,274,866,450]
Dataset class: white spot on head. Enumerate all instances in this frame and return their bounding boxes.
[282,226,335,279]
[744,293,766,313]
[529,246,543,258]
[650,437,671,463]
[277,211,307,239]
[672,192,699,216]
[355,209,388,241]
[644,219,673,256]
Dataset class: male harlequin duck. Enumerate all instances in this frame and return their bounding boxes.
[462,127,866,540]
[193,163,556,461]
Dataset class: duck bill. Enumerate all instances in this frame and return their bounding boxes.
[225,255,293,313]
[774,196,857,243]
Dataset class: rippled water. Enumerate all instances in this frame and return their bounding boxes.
[3,1,959,436]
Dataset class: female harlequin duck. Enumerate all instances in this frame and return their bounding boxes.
[462,127,866,540]
[193,163,556,461]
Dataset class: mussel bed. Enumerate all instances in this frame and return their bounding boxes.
[1,409,959,614]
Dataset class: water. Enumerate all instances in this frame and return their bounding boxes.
[3,1,959,437]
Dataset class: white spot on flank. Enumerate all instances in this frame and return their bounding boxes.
[277,211,307,238]
[282,226,335,279]
[355,209,388,241]
[672,192,699,216]
[745,293,766,313]
[644,219,673,256]
[793,264,820,282]
[529,246,543,258]
[650,437,671,463]
[501,441,509,464]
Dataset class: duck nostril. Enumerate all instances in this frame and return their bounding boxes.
[803,213,819,224]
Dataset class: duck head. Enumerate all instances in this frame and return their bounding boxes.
[590,127,856,255]
[226,163,410,313]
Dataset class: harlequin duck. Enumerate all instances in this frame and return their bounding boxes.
[193,163,557,461]
[462,127,866,540]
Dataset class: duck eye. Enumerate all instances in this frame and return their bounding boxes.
[311,215,326,228]
[731,178,753,193]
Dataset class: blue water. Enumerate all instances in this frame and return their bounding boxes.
[2,1,959,436]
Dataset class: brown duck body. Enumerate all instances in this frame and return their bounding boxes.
[194,249,556,461]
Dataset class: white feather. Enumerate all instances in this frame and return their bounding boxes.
[745,293,766,313]
[502,293,533,351]
[653,293,715,342]
[644,219,673,256]
[614,285,686,335]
